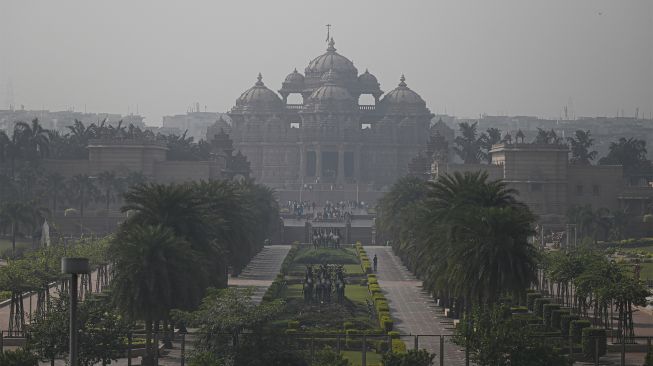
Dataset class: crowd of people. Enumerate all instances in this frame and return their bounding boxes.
[283,200,367,222]
[312,228,342,249]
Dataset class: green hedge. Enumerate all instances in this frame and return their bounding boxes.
[288,320,299,329]
[582,328,607,361]
[551,309,570,330]
[534,298,552,318]
[560,314,580,337]
[570,320,592,344]
[392,339,407,353]
[527,292,542,311]
[543,304,561,328]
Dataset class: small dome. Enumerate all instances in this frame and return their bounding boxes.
[358,69,379,87]
[305,69,356,111]
[310,70,353,102]
[379,75,428,114]
[306,38,358,77]
[235,73,283,112]
[284,68,305,85]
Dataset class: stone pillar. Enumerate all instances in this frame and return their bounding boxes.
[337,147,345,184]
[316,146,322,182]
[299,145,306,181]
[354,145,361,183]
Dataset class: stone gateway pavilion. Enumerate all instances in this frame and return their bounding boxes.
[210,38,435,202]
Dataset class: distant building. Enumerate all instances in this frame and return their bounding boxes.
[219,38,435,192]
[162,109,229,141]
[0,107,144,133]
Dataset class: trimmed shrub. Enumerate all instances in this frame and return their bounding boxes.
[381,316,393,332]
[551,309,570,330]
[343,321,354,330]
[346,329,362,349]
[392,339,407,353]
[534,298,552,318]
[560,314,580,337]
[388,331,400,339]
[570,320,591,344]
[582,328,607,362]
[288,320,299,329]
[543,304,561,328]
[527,292,542,311]
[510,306,528,314]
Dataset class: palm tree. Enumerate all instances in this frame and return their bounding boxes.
[110,224,203,366]
[0,202,32,257]
[453,122,484,164]
[67,174,99,218]
[599,137,651,183]
[44,172,65,214]
[479,128,502,163]
[567,130,597,165]
[376,176,429,256]
[97,171,123,212]
[534,128,562,144]
[121,183,217,289]
[418,171,537,309]
[13,119,50,161]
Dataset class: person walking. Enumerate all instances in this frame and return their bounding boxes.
[373,254,378,272]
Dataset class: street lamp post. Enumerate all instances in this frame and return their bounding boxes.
[62,257,90,366]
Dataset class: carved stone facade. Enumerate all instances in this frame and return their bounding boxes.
[222,38,434,187]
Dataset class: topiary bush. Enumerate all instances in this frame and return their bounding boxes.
[551,309,570,330]
[381,316,394,332]
[527,292,542,311]
[534,298,552,318]
[582,328,607,362]
[391,339,407,353]
[382,349,435,366]
[560,314,579,337]
[542,304,561,328]
[570,320,591,344]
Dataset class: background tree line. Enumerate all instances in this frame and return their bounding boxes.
[452,122,652,183]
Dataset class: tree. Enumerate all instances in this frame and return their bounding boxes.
[454,305,568,366]
[97,171,123,211]
[28,293,129,366]
[13,119,50,161]
[533,128,562,144]
[599,137,651,183]
[453,122,484,164]
[479,127,502,163]
[422,172,537,305]
[67,174,99,217]
[0,201,33,257]
[111,224,203,365]
[44,172,66,213]
[176,288,284,364]
[567,130,597,165]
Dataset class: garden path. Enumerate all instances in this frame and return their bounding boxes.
[365,246,468,366]
[228,245,291,304]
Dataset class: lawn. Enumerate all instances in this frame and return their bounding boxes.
[293,247,359,264]
[341,350,383,366]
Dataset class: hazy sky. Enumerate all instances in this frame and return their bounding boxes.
[1,1,652,125]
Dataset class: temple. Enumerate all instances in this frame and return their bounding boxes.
[210,38,435,201]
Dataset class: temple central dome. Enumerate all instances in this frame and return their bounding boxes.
[305,38,358,77]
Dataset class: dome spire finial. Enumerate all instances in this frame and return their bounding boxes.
[255,72,264,86]
[327,37,336,52]
[399,74,407,87]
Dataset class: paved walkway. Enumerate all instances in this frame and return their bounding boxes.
[228,245,290,303]
[365,246,468,366]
